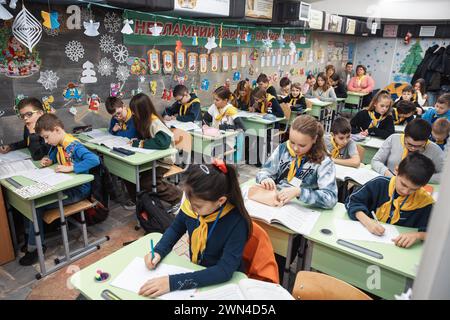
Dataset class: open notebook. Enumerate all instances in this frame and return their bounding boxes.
[334,219,399,245]
[244,199,320,236]
[0,159,37,180]
[87,132,156,155]
[0,150,31,163]
[165,120,200,131]
[191,278,294,300]
[335,164,381,186]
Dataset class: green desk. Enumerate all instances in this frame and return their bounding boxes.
[302,203,423,299]
[305,99,334,132]
[190,129,239,161]
[357,137,384,164]
[0,162,95,279]
[345,91,369,112]
[70,232,246,300]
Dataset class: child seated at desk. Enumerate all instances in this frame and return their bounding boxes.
[129,93,182,206]
[392,100,417,126]
[325,117,360,168]
[280,82,307,112]
[19,114,100,266]
[393,85,423,116]
[256,73,278,98]
[346,153,435,248]
[431,118,450,151]
[233,80,253,111]
[105,96,138,139]
[350,90,395,139]
[250,88,284,118]
[371,118,444,184]
[422,93,450,124]
[139,161,252,297]
[256,115,338,209]
[0,97,50,160]
[162,84,201,122]
[278,76,292,101]
[305,72,337,103]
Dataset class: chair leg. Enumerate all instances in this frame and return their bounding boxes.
[80,210,89,247]
[175,174,179,185]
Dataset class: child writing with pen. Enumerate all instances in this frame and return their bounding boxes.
[105,96,138,139]
[255,115,338,209]
[346,153,435,248]
[162,84,202,122]
[139,160,252,297]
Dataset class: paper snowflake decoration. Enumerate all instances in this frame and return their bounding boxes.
[104,12,121,33]
[116,65,130,82]
[99,34,116,53]
[139,75,146,83]
[97,57,114,77]
[12,5,42,52]
[113,44,129,63]
[65,40,85,62]
[37,70,59,91]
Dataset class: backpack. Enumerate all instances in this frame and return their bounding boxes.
[136,192,174,234]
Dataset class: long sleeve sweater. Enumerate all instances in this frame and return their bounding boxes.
[350,109,395,139]
[9,126,50,160]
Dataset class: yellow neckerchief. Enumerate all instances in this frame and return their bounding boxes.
[57,134,80,166]
[214,104,238,122]
[330,136,343,159]
[180,97,201,116]
[119,108,132,131]
[393,108,405,125]
[286,140,304,182]
[375,176,434,225]
[289,93,303,106]
[181,198,234,264]
[261,93,276,114]
[368,111,386,129]
[400,134,430,160]
[356,75,366,87]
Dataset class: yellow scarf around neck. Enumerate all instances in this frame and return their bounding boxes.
[119,108,132,131]
[375,176,434,225]
[289,93,302,106]
[215,104,238,122]
[181,198,234,264]
[368,111,386,129]
[57,134,79,166]
[400,134,429,160]
[261,93,276,114]
[286,140,304,182]
[180,97,200,116]
[330,137,343,159]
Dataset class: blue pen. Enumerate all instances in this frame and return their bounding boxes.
[150,239,155,260]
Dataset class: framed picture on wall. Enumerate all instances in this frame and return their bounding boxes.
[298,2,311,22]
[147,49,160,74]
[345,19,356,35]
[308,9,324,30]
[231,52,239,70]
[383,25,398,38]
[188,52,198,73]
[176,49,186,70]
[211,53,219,72]
[324,14,343,33]
[200,54,208,73]
[162,51,174,74]
[241,52,247,68]
[222,53,230,72]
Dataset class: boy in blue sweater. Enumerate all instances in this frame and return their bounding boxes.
[346,153,435,248]
[19,114,100,266]
[422,93,450,124]
[162,84,202,122]
[105,96,138,139]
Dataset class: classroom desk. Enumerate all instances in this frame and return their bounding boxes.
[357,136,384,164]
[190,129,240,161]
[0,164,94,279]
[302,203,423,300]
[305,99,334,132]
[70,232,247,300]
[345,91,369,111]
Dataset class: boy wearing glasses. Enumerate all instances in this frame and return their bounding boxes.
[371,118,444,184]
[105,96,138,139]
[162,84,201,122]
[0,97,50,160]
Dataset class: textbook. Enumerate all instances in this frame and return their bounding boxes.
[191,278,294,300]
[165,120,200,131]
[335,164,381,186]
[364,137,384,149]
[87,133,156,155]
[244,199,320,235]
[0,159,37,180]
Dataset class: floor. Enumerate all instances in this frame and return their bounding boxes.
[0,164,265,300]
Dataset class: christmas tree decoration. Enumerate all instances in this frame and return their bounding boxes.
[277,29,285,48]
[12,4,42,52]
[1,36,41,78]
[147,49,161,74]
[149,22,162,36]
[0,2,13,20]
[128,57,147,75]
[399,40,423,75]
[205,36,217,54]
[116,65,130,82]
[63,82,82,101]
[99,34,115,53]
[113,44,129,63]
[41,95,55,113]
[121,19,133,35]
[83,20,100,37]
[37,70,59,90]
[175,40,183,52]
[80,61,97,84]
[87,94,101,112]
[66,5,81,30]
[41,11,60,30]
[97,57,114,77]
[65,40,84,62]
[104,12,121,33]
[192,33,198,46]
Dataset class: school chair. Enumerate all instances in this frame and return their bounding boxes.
[292,271,372,300]
[43,199,109,269]
[242,222,280,284]
[163,128,192,185]
[272,103,292,144]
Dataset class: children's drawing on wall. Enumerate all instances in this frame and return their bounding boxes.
[395,40,423,83]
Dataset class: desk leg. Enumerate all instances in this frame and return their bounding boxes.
[405,278,414,292]
[5,202,18,253]
[31,200,46,278]
[302,240,314,271]
[152,161,157,193]
[282,234,295,289]
[57,192,71,264]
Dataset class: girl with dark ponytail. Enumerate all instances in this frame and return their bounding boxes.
[139,160,252,298]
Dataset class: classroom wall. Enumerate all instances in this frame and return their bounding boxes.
[354,37,450,89]
[0,4,358,144]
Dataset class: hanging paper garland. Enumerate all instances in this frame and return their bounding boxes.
[41,11,60,30]
[12,4,42,52]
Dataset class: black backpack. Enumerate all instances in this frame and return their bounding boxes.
[136,192,174,234]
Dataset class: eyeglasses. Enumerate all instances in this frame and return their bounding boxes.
[18,110,40,120]
[404,138,427,151]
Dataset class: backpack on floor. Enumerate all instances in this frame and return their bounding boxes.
[136,192,174,234]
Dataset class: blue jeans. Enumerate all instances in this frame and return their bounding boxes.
[27,186,90,250]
